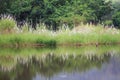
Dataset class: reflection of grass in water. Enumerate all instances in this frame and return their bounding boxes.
[0,45,120,55]
[1,46,120,58]
[53,45,120,56]
[0,46,119,70]
[0,52,111,79]
[0,46,120,79]
[0,54,17,72]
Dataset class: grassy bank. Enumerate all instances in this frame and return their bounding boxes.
[0,24,120,47]
[0,16,120,47]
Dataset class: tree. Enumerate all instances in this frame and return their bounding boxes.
[9,0,32,20]
[0,0,14,14]
[112,11,120,28]
[0,0,114,29]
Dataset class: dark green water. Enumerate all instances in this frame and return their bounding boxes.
[0,46,120,80]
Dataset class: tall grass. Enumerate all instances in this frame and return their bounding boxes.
[0,15,120,47]
[0,15,16,34]
[0,30,120,47]
[0,33,56,47]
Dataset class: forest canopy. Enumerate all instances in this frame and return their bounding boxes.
[0,0,120,29]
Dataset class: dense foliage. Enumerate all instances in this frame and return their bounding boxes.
[0,0,120,29]
[112,0,120,28]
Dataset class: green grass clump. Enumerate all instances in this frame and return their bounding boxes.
[0,33,56,47]
[0,17,16,31]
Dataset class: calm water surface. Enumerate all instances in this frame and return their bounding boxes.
[0,46,120,80]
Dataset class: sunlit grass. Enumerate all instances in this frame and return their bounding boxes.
[0,16,120,46]
[0,26,120,46]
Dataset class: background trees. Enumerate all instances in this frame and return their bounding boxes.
[112,0,120,28]
[0,0,119,29]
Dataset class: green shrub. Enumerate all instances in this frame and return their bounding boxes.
[0,17,16,31]
[104,20,113,26]
[112,11,120,28]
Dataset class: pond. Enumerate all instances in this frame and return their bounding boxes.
[0,46,120,80]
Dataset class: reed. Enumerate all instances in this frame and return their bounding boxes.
[0,16,120,47]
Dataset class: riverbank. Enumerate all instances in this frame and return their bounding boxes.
[0,25,120,47]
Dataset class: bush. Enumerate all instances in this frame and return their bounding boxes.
[104,20,113,26]
[112,11,120,28]
[0,16,16,33]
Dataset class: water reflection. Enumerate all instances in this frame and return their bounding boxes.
[0,46,120,80]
